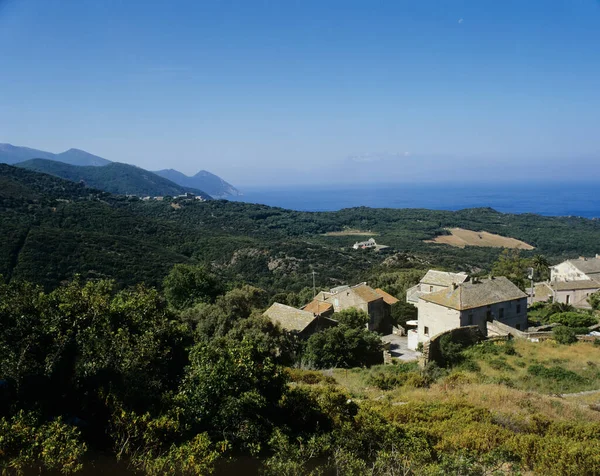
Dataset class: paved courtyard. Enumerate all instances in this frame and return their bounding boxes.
[382,334,422,362]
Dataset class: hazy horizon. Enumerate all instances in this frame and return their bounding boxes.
[1,0,599,186]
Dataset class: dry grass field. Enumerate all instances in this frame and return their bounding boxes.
[425,227,534,249]
[326,339,600,423]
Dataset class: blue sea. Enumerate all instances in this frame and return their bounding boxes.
[234,182,600,218]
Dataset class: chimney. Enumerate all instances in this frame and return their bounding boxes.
[452,283,458,290]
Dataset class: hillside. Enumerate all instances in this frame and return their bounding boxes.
[155,168,241,198]
[0,143,111,166]
[3,164,600,293]
[16,159,211,198]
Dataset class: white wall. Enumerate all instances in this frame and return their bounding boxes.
[417,300,460,342]
[551,262,591,282]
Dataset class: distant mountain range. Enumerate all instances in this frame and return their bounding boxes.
[0,143,110,166]
[155,169,241,199]
[0,143,241,198]
[16,159,211,199]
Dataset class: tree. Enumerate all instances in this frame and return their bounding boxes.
[491,249,530,291]
[334,308,369,329]
[303,326,383,369]
[178,336,288,450]
[163,264,223,310]
[531,255,551,281]
[588,291,600,311]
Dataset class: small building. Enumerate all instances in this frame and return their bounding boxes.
[550,255,600,282]
[263,302,338,338]
[313,283,394,334]
[534,280,600,309]
[415,276,527,346]
[406,270,469,305]
[353,238,377,250]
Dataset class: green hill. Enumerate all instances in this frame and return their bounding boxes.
[16,159,211,198]
[3,164,600,294]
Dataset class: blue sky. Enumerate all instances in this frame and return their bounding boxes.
[0,0,599,185]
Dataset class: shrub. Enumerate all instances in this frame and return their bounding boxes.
[553,326,577,345]
[488,359,514,372]
[527,364,586,384]
[548,312,596,328]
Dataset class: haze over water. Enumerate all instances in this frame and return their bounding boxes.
[235,182,600,218]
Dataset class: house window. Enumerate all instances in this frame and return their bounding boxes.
[486,310,492,322]
[516,304,521,314]
[424,326,429,336]
[499,308,504,319]
[468,314,473,325]
[429,285,433,292]
[566,294,570,304]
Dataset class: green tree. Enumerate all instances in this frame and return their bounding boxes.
[531,255,551,281]
[334,308,369,329]
[588,291,600,311]
[178,336,288,451]
[491,249,531,290]
[303,326,383,369]
[163,264,223,310]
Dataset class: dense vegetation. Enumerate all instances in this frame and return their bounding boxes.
[1,275,600,475]
[3,164,600,298]
[2,165,600,474]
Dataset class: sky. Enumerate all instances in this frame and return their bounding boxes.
[0,0,599,186]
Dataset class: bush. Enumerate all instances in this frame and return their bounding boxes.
[553,326,577,345]
[489,359,514,371]
[548,312,596,328]
[303,325,383,369]
[287,369,336,385]
[527,364,586,384]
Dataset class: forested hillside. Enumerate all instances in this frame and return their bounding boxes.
[2,164,600,294]
[16,159,211,198]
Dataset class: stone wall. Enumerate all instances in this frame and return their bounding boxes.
[420,325,486,367]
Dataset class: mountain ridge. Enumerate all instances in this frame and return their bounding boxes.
[154,168,241,198]
[16,158,211,198]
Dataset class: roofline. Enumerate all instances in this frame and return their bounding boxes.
[419,294,527,311]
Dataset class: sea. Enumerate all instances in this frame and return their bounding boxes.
[233,182,600,218]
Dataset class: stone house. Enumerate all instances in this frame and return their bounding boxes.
[263,302,338,338]
[531,256,600,308]
[312,283,395,334]
[415,276,527,346]
[534,280,599,309]
[406,270,469,305]
[550,255,600,282]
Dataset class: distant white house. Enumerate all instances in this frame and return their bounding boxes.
[406,270,469,305]
[353,238,377,250]
[550,255,600,282]
[531,255,600,308]
[408,276,527,350]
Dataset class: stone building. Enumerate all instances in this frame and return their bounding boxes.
[406,270,469,305]
[416,276,527,345]
[263,302,338,338]
[311,283,395,334]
